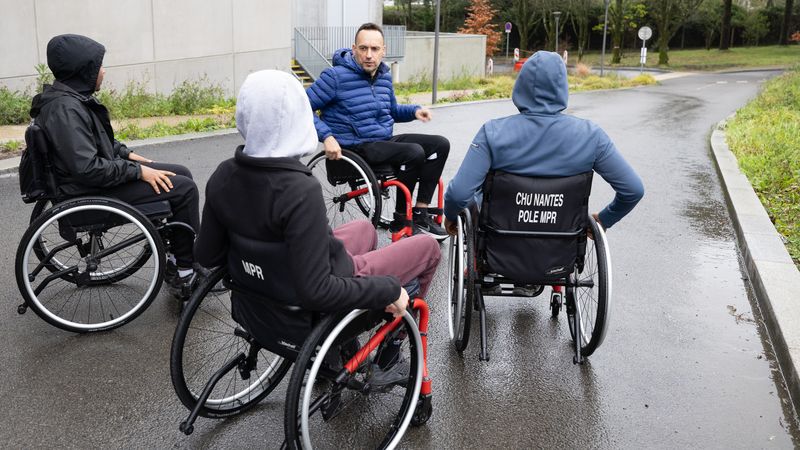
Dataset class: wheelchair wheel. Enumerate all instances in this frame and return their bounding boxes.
[447,211,473,352]
[307,150,382,228]
[284,309,424,449]
[566,216,611,357]
[29,199,152,285]
[171,267,291,418]
[377,183,397,229]
[16,197,163,332]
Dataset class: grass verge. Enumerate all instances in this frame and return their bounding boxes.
[577,45,800,71]
[725,65,800,266]
[395,72,656,104]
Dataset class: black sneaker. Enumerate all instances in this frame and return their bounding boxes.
[389,212,412,234]
[168,271,196,300]
[164,260,178,286]
[412,208,448,241]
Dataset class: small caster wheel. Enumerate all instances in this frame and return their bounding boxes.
[411,394,432,426]
[550,292,563,318]
[179,421,194,435]
[17,304,28,315]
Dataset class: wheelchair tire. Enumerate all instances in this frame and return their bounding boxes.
[447,211,473,352]
[377,183,397,229]
[284,309,424,449]
[306,150,382,229]
[171,267,291,418]
[29,199,153,286]
[566,216,611,357]
[16,197,164,332]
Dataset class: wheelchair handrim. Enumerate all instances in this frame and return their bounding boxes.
[301,309,424,450]
[22,204,160,330]
[447,214,465,341]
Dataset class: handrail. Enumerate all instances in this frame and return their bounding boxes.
[294,29,333,80]
[294,26,406,82]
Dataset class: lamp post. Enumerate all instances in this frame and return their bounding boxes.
[553,11,561,54]
[432,0,441,104]
[600,0,610,76]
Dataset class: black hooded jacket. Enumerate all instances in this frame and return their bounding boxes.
[30,34,140,197]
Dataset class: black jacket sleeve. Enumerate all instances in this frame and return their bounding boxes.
[194,172,229,268]
[281,179,400,312]
[45,102,140,187]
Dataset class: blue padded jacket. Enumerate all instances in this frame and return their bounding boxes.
[306,48,419,147]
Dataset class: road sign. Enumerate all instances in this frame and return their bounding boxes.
[505,22,512,33]
[638,26,652,41]
[640,47,647,64]
[513,48,520,62]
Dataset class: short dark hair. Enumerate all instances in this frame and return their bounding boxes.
[354,23,384,43]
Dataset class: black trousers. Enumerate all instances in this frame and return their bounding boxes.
[353,134,450,214]
[104,162,199,267]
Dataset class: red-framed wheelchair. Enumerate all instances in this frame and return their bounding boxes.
[306,149,443,241]
[448,170,612,364]
[170,266,434,449]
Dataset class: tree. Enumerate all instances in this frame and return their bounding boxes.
[720,0,732,49]
[743,9,770,46]
[459,0,503,56]
[648,0,704,65]
[568,0,595,60]
[612,0,624,62]
[509,0,541,52]
[693,1,722,49]
[779,0,795,45]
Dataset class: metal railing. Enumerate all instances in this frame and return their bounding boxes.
[294,28,332,81]
[294,25,406,81]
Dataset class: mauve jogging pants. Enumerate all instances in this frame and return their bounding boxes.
[333,220,441,298]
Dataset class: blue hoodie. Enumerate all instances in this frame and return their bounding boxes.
[443,51,644,228]
[306,48,419,147]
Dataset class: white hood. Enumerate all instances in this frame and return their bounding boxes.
[235,70,318,158]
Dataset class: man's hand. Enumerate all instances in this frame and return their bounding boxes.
[444,217,458,236]
[588,212,605,240]
[415,108,432,122]
[323,135,342,160]
[140,165,175,194]
[385,287,410,318]
[128,152,154,164]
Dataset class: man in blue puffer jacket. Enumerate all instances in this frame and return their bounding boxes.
[307,22,449,240]
[444,51,644,234]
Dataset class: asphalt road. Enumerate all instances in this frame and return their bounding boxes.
[1,69,797,449]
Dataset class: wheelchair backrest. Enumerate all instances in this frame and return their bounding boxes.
[19,123,59,203]
[479,170,593,283]
[226,233,311,357]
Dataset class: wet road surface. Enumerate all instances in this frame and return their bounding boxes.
[1,70,797,448]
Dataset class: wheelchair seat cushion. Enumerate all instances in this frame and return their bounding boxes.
[131,200,172,220]
[479,171,593,283]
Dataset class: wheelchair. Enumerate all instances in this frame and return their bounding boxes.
[448,170,612,364]
[14,124,194,333]
[170,265,433,449]
[306,149,444,241]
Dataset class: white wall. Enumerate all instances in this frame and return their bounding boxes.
[0,0,293,96]
[395,32,486,83]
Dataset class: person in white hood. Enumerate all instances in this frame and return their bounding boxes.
[193,70,441,353]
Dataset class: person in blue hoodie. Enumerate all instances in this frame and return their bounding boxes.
[444,51,644,256]
[306,22,449,240]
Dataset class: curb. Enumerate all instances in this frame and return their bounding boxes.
[709,119,800,415]
[0,128,239,176]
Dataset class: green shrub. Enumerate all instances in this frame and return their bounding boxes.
[726,65,800,265]
[169,77,229,115]
[0,87,31,125]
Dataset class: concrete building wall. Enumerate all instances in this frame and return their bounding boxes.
[394,32,486,83]
[0,0,292,96]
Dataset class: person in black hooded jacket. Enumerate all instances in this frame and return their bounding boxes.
[30,34,200,298]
